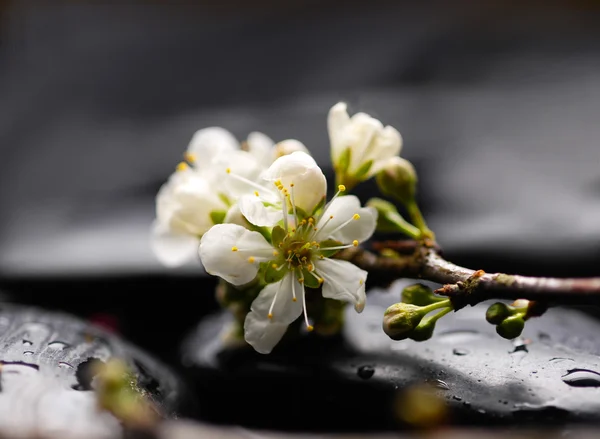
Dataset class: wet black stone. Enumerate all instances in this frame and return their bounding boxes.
[181,280,600,432]
[0,304,193,436]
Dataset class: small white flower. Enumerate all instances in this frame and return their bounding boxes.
[328,102,402,186]
[199,152,377,354]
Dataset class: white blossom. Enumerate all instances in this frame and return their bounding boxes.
[199,151,377,354]
[328,102,402,186]
[153,127,307,267]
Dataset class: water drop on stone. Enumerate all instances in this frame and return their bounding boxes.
[452,348,469,356]
[357,365,374,379]
[561,369,600,387]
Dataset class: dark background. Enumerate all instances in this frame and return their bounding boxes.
[0,0,599,361]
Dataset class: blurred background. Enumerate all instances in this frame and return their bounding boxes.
[0,0,599,359]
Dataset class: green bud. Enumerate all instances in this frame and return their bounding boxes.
[383,303,425,341]
[409,317,436,342]
[496,315,525,339]
[485,302,512,325]
[402,283,446,307]
[366,198,421,238]
[375,157,417,205]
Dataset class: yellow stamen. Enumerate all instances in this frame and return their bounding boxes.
[226,168,231,174]
[248,257,255,263]
[273,250,279,256]
[254,191,259,197]
[268,313,273,319]
[338,184,346,192]
[292,297,297,302]
[307,325,314,332]
[231,246,238,252]
[184,152,196,163]
[318,277,324,285]
[353,240,359,247]
[271,263,278,269]
[353,214,360,220]
[176,162,188,172]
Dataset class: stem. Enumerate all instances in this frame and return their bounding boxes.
[388,212,422,240]
[338,245,600,309]
[426,306,452,323]
[405,200,434,239]
[421,299,451,314]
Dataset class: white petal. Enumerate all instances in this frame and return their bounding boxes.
[347,113,383,173]
[263,151,327,214]
[315,258,367,312]
[273,139,310,160]
[365,125,403,176]
[238,195,283,227]
[187,127,239,169]
[250,274,303,325]
[223,204,252,228]
[244,311,288,354]
[316,195,377,244]
[151,221,199,267]
[247,132,275,169]
[198,224,272,285]
[327,102,351,161]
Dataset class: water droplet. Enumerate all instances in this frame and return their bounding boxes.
[477,409,486,414]
[58,362,73,369]
[549,357,574,363]
[561,369,600,387]
[48,341,70,350]
[452,348,469,356]
[426,379,450,390]
[357,365,375,379]
[463,401,471,408]
[23,351,34,356]
[510,338,529,354]
[22,340,32,346]
[452,395,462,401]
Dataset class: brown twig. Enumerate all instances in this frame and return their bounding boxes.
[340,244,600,309]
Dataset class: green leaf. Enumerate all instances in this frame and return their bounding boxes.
[271,226,286,248]
[318,239,342,258]
[209,210,227,225]
[353,159,373,180]
[262,261,287,284]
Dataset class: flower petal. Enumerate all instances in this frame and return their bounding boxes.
[244,311,288,354]
[366,125,403,176]
[327,102,351,161]
[263,151,327,213]
[187,127,239,170]
[247,132,275,169]
[151,221,199,267]
[315,258,367,312]
[316,195,377,244]
[250,274,303,325]
[199,224,272,285]
[273,139,310,160]
[238,195,283,227]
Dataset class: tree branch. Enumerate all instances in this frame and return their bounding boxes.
[339,243,600,309]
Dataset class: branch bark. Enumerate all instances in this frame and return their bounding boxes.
[339,243,600,309]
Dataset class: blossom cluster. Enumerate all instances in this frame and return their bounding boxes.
[152,103,404,353]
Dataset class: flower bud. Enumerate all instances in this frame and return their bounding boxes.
[366,198,420,238]
[383,303,425,341]
[485,302,511,325]
[376,156,417,205]
[496,315,525,340]
[273,139,310,159]
[402,283,446,307]
[408,318,436,342]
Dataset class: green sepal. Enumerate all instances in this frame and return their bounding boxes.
[271,225,286,248]
[352,159,373,180]
[218,192,232,207]
[318,239,342,258]
[402,283,446,307]
[301,268,321,289]
[408,318,436,342]
[310,196,327,217]
[209,210,227,225]
[336,147,352,174]
[261,261,286,284]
